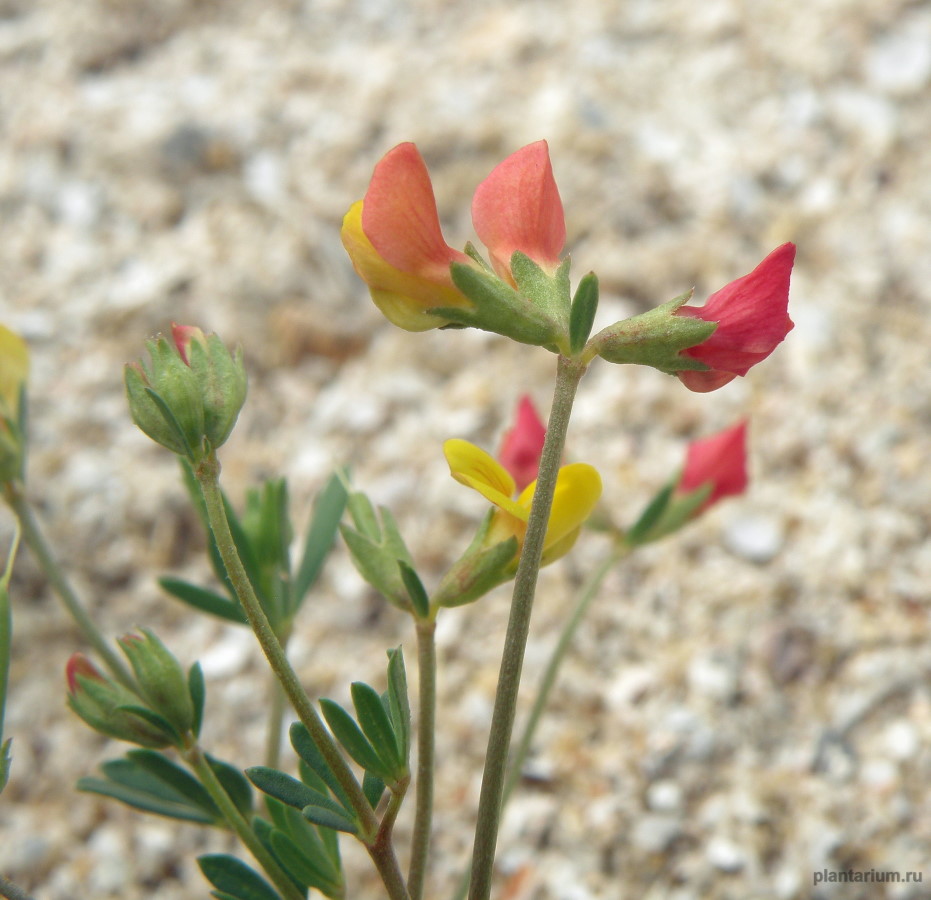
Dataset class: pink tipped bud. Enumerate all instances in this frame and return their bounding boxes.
[170,323,206,366]
[66,653,104,694]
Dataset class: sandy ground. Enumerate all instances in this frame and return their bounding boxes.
[1,0,931,897]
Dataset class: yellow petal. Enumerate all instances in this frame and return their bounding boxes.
[341,201,470,331]
[517,462,603,551]
[443,439,526,520]
[0,324,29,418]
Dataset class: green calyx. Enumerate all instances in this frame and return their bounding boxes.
[125,332,246,464]
[118,629,196,737]
[430,251,572,352]
[433,511,519,608]
[585,291,717,374]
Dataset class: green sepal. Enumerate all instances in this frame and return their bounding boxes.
[159,577,248,624]
[293,471,348,608]
[386,648,410,765]
[569,272,599,355]
[586,291,717,373]
[340,503,414,610]
[350,681,405,775]
[398,561,429,620]
[510,252,571,331]
[625,483,674,547]
[114,704,184,746]
[434,262,561,348]
[188,663,205,738]
[319,699,394,782]
[462,242,494,273]
[197,854,281,900]
[433,535,519,608]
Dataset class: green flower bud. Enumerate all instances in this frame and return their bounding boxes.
[584,292,717,374]
[124,324,246,464]
[66,653,177,748]
[117,630,195,737]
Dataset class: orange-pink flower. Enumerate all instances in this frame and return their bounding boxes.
[471,141,565,283]
[341,141,567,331]
[675,243,796,392]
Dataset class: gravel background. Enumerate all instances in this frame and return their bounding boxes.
[1,1,930,898]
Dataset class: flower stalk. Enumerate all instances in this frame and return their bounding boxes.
[182,741,305,900]
[3,481,135,691]
[468,353,586,900]
[408,617,437,900]
[193,452,410,900]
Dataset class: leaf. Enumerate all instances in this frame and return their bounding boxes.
[248,767,355,828]
[386,647,411,765]
[158,577,248,625]
[125,749,217,815]
[302,803,358,835]
[351,682,403,774]
[270,829,343,897]
[362,770,385,810]
[570,272,599,354]
[398,561,429,620]
[197,854,282,900]
[247,766,321,810]
[189,662,206,738]
[77,769,217,825]
[319,699,393,781]
[289,723,353,812]
[293,472,348,606]
[208,754,253,818]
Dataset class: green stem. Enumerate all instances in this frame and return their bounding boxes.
[502,544,628,805]
[183,742,304,900]
[408,618,437,900]
[449,544,626,900]
[468,355,586,900]
[263,663,287,769]
[2,482,135,690]
[0,528,18,744]
[194,456,410,900]
[0,876,36,900]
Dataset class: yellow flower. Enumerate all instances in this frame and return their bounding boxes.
[444,438,602,565]
[0,324,28,421]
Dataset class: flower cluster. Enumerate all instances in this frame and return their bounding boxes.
[342,141,795,391]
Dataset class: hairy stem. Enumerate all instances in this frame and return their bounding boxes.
[0,876,36,900]
[195,456,409,900]
[3,482,135,690]
[183,741,304,900]
[468,355,585,900]
[503,544,627,804]
[408,618,437,900]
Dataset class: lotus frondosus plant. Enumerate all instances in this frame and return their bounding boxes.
[0,139,793,900]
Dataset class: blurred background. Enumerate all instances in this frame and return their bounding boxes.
[1,0,930,897]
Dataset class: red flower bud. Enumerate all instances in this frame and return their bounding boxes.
[498,395,546,492]
[677,420,748,513]
[675,243,796,392]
